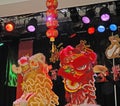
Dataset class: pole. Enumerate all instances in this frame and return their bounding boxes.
[113,58,117,106]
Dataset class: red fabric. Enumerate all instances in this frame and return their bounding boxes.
[16,40,33,99]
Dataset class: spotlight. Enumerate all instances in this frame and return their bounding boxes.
[100,7,110,22]
[0,42,4,46]
[87,26,95,35]
[97,25,105,33]
[109,24,117,32]
[82,16,90,24]
[4,21,15,32]
[26,18,38,32]
[82,9,95,24]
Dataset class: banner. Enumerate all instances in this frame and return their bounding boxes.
[16,40,33,99]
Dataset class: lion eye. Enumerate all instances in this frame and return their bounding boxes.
[76,65,86,70]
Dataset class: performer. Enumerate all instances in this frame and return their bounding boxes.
[58,40,99,106]
[12,53,59,106]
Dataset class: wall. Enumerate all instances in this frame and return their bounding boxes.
[0,0,116,17]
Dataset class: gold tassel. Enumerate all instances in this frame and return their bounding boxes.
[52,41,55,53]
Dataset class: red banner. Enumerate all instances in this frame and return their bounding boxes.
[16,40,33,99]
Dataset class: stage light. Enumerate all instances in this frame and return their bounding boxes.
[82,9,95,24]
[47,16,52,21]
[82,16,90,24]
[109,24,117,31]
[100,7,110,22]
[0,42,4,46]
[97,25,105,33]
[4,21,15,32]
[87,26,95,35]
[26,18,38,32]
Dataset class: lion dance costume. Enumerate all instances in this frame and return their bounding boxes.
[12,53,59,106]
[58,41,97,106]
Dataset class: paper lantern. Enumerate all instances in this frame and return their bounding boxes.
[46,0,58,9]
[46,0,58,53]
[46,28,58,42]
[46,9,58,19]
[46,19,58,29]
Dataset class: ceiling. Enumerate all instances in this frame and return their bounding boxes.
[0,0,119,43]
[0,0,116,17]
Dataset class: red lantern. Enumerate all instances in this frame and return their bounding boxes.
[46,9,58,19]
[46,0,58,9]
[46,19,58,29]
[46,0,58,53]
[46,28,58,42]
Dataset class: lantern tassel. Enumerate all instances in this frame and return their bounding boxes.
[52,41,55,53]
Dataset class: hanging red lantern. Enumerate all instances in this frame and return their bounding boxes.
[46,0,58,53]
[46,9,58,19]
[46,19,58,29]
[46,0,58,9]
[46,28,58,42]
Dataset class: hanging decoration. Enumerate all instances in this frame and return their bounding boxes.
[112,65,120,81]
[49,43,63,63]
[46,19,58,29]
[105,34,120,59]
[105,34,120,106]
[46,0,58,53]
[46,0,58,9]
[46,28,58,42]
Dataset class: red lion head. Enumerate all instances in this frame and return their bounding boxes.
[58,43,97,83]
